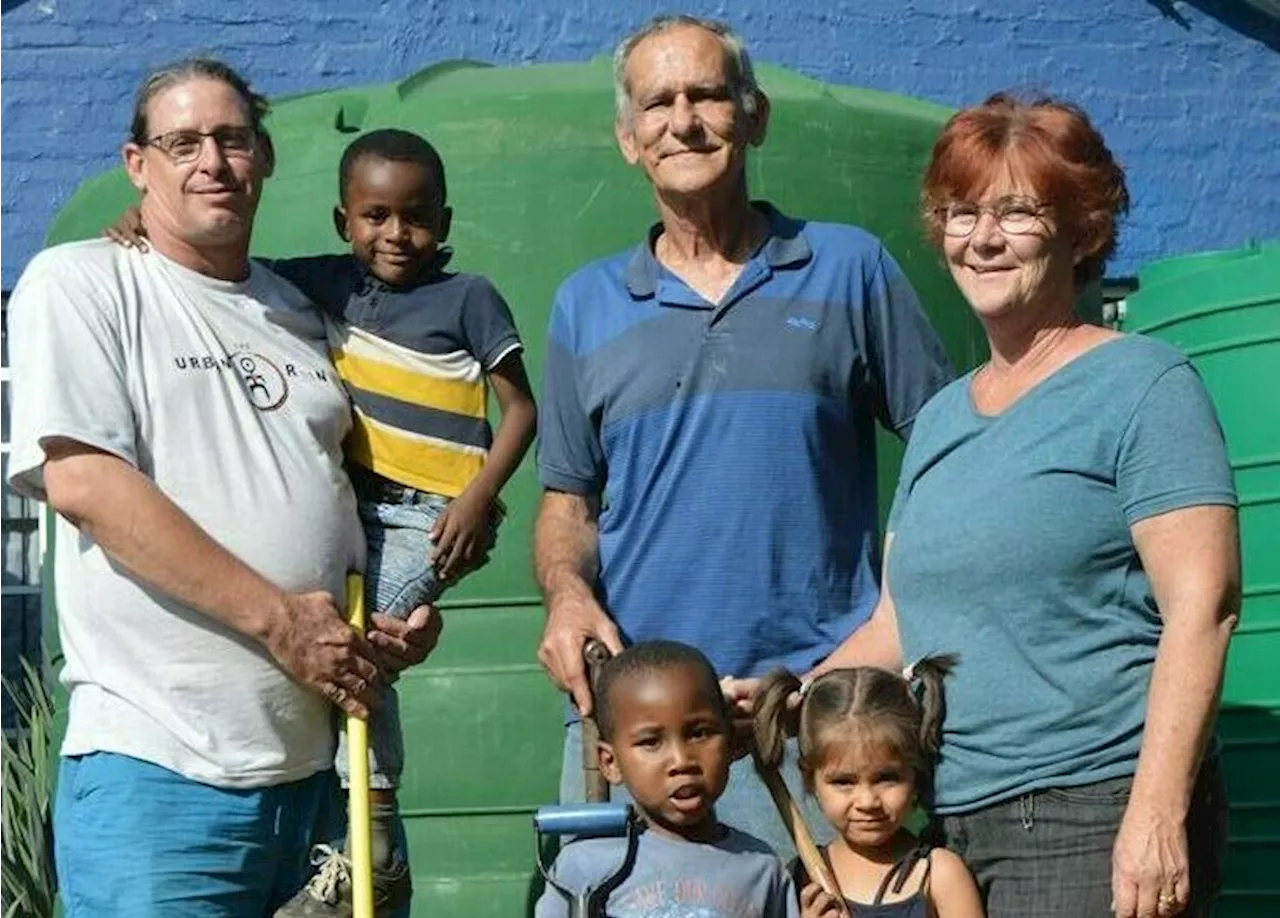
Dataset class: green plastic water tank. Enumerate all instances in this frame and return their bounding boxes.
[1119,240,1280,918]
[42,58,984,917]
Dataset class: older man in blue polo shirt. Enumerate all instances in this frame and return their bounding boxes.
[533,14,954,851]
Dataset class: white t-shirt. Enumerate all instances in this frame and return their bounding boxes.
[7,240,364,788]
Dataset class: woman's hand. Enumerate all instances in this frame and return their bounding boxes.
[1114,504,1240,918]
[1111,799,1190,918]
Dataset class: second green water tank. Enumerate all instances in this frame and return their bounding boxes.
[1120,241,1280,918]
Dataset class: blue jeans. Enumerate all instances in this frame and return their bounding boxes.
[558,720,833,858]
[928,755,1228,918]
[336,469,499,790]
[55,753,331,917]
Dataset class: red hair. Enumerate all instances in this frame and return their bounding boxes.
[921,92,1130,286]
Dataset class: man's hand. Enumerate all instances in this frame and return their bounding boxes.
[368,604,444,680]
[536,594,622,716]
[103,206,149,251]
[721,676,806,760]
[430,490,492,583]
[261,591,381,719]
[720,676,758,760]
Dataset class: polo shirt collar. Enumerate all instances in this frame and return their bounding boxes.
[623,201,811,302]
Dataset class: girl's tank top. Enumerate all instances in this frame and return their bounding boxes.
[792,844,933,918]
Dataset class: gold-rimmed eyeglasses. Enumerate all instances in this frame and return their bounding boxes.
[940,196,1050,238]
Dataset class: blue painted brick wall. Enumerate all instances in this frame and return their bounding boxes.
[2,0,1277,288]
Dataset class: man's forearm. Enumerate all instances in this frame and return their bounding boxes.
[43,444,288,643]
[533,491,600,606]
[532,489,620,708]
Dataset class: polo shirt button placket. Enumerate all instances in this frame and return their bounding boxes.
[677,317,712,392]
[361,290,381,329]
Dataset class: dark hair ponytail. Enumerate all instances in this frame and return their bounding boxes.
[752,657,959,801]
[751,667,803,771]
[905,653,957,767]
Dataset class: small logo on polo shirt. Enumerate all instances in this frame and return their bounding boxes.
[785,315,819,332]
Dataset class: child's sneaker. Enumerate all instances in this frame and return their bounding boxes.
[274,844,412,918]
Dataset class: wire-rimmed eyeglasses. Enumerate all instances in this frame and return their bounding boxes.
[939,196,1051,238]
[142,126,258,165]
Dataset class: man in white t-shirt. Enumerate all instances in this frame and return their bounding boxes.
[6,58,440,917]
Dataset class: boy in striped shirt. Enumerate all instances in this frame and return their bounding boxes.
[271,128,537,916]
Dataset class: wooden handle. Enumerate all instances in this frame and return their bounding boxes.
[582,639,613,802]
[752,750,851,918]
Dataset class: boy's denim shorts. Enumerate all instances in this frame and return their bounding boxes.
[352,467,501,620]
[337,467,500,789]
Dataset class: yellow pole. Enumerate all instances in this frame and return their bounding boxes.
[345,573,375,918]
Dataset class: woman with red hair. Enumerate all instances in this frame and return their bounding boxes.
[812,94,1239,918]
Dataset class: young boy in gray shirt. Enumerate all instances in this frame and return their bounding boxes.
[536,641,798,918]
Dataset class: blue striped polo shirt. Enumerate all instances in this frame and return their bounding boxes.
[538,203,953,679]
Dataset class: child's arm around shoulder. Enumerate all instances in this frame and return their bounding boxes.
[260,255,359,317]
[927,847,984,918]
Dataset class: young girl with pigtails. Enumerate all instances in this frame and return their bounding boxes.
[753,659,985,918]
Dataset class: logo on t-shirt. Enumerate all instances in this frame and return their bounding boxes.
[614,878,764,918]
[172,348,335,413]
[232,350,288,411]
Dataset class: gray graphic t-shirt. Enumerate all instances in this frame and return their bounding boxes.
[535,826,798,918]
[7,240,361,788]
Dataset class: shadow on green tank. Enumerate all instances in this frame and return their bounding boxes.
[43,58,989,917]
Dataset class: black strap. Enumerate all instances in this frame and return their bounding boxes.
[872,845,932,904]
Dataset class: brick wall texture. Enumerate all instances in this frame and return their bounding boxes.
[2,0,1277,286]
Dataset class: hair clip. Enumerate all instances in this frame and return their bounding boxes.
[902,660,918,683]
[798,678,814,699]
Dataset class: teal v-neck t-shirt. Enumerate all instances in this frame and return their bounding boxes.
[887,334,1236,813]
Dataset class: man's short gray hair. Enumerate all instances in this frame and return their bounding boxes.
[612,15,760,123]
[129,57,270,144]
